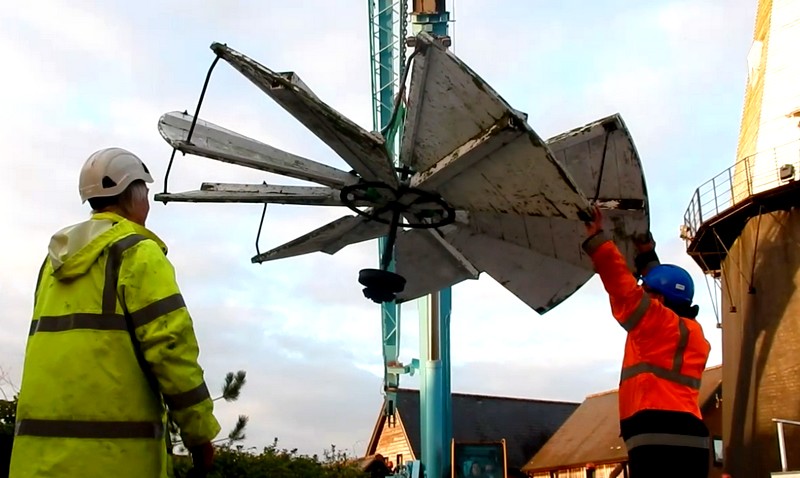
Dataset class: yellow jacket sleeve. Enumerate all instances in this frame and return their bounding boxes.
[117,238,221,447]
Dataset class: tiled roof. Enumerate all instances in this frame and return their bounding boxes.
[522,365,723,472]
[384,389,580,470]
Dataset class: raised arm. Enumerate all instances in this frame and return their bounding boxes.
[582,207,652,332]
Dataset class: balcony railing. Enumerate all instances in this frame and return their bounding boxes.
[682,139,800,243]
[773,418,800,473]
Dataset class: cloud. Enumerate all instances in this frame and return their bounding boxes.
[1,0,749,457]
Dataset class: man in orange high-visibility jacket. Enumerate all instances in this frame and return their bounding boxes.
[583,206,711,478]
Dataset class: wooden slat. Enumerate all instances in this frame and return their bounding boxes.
[211,43,398,186]
[156,183,367,206]
[251,215,390,263]
[395,228,479,302]
[158,111,356,189]
[442,223,594,314]
[403,33,591,221]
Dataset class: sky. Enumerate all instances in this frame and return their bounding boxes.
[0,0,757,458]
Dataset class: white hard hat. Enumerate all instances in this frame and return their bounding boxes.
[79,147,154,203]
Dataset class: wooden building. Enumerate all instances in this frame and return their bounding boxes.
[521,365,723,478]
[365,389,580,477]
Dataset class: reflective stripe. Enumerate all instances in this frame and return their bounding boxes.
[15,418,164,439]
[625,433,709,450]
[620,363,701,389]
[24,233,171,442]
[164,382,212,411]
[672,319,690,372]
[102,234,164,399]
[28,235,149,337]
[620,315,702,389]
[30,313,127,334]
[620,293,651,331]
[103,234,148,314]
[130,294,186,328]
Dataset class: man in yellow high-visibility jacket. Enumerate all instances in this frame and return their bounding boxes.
[9,147,221,477]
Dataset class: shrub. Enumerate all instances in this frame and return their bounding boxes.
[172,440,368,478]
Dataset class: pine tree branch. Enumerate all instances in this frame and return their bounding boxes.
[227,414,249,443]
[219,370,247,402]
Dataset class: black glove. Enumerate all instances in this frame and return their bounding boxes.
[188,441,215,476]
[632,231,656,253]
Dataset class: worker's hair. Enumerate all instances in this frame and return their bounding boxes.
[88,180,148,216]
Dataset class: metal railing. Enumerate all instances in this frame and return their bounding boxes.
[681,140,800,242]
[773,417,800,472]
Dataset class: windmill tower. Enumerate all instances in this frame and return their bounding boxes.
[682,0,800,475]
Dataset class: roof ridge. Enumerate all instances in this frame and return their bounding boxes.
[584,388,619,399]
[395,388,580,405]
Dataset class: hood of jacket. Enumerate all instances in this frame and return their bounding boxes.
[47,212,167,281]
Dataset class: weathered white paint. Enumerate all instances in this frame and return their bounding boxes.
[396,112,648,310]
[158,111,357,189]
[530,113,648,271]
[734,0,800,201]
[394,228,479,302]
[157,182,371,206]
[401,33,591,220]
[754,0,800,173]
[251,215,391,263]
[155,37,650,315]
[442,221,593,314]
[211,43,399,186]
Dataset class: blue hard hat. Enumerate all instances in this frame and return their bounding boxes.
[642,264,694,305]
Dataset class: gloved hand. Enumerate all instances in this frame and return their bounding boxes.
[584,205,603,237]
[632,231,656,253]
[188,441,215,474]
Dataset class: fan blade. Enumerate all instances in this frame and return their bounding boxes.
[154,183,371,207]
[403,32,591,220]
[547,113,649,217]
[211,43,398,186]
[394,228,479,302]
[251,215,391,263]
[441,223,594,314]
[158,111,356,189]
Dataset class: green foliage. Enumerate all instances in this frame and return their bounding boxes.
[0,397,16,437]
[172,440,368,478]
[219,371,247,402]
[171,370,249,453]
[227,415,248,443]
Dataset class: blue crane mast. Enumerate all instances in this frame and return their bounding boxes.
[368,0,409,426]
[368,1,451,477]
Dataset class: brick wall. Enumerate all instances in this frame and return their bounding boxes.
[721,210,800,476]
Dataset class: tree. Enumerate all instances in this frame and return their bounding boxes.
[0,368,18,478]
[169,370,249,453]
[0,397,16,438]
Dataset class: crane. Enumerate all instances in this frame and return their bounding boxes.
[367,2,453,478]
